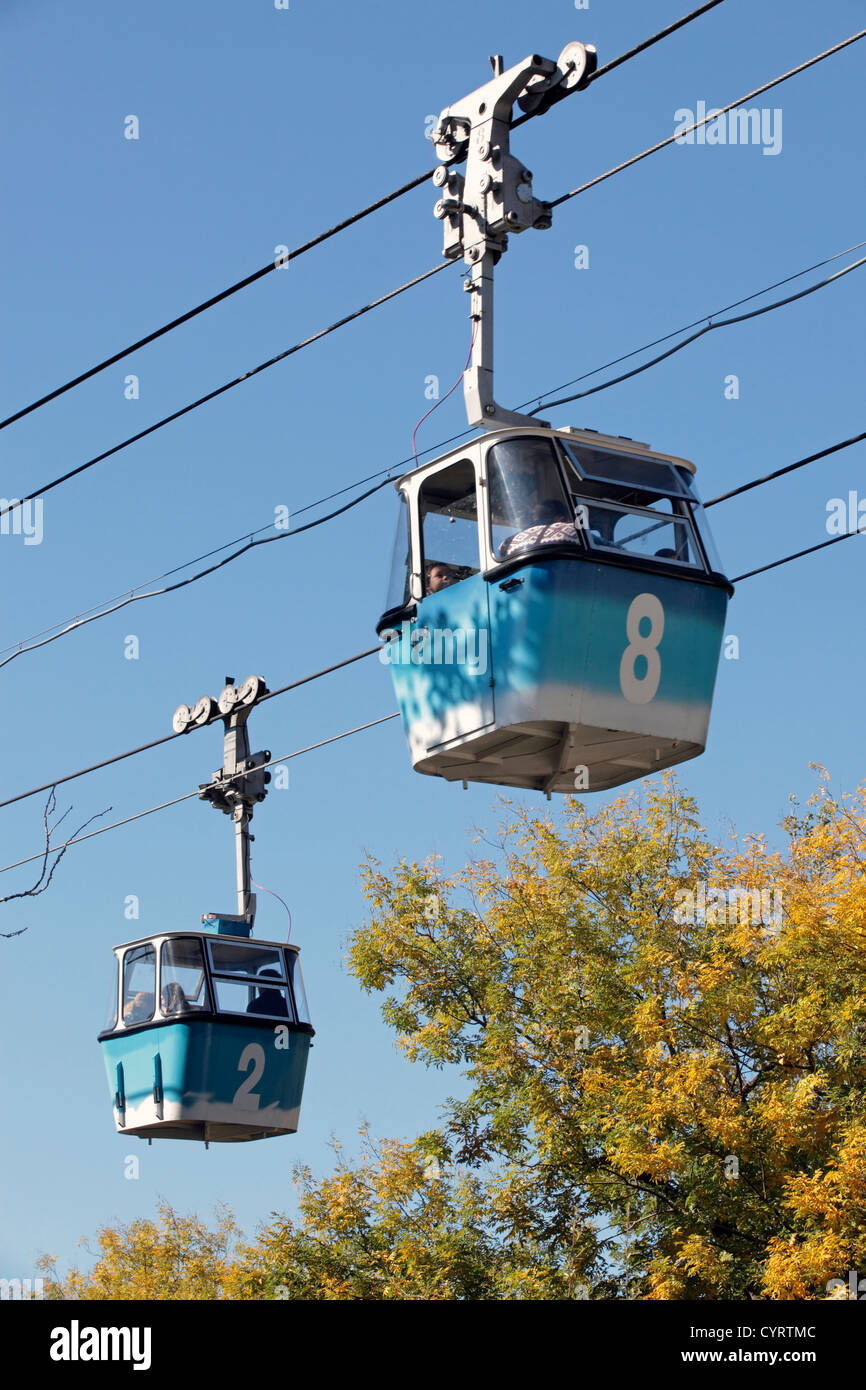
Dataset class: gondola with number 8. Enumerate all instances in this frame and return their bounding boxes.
[378,424,732,794]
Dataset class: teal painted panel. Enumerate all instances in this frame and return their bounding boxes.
[382,557,727,769]
[101,1020,310,1121]
[380,571,494,743]
[490,559,726,714]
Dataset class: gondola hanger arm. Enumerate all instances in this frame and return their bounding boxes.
[430,42,596,429]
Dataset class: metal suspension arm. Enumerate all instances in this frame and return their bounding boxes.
[173,674,272,930]
[431,42,596,429]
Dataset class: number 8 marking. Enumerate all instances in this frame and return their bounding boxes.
[619,594,664,704]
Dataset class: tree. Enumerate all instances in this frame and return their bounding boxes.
[350,770,866,1299]
[39,1202,238,1300]
[40,1142,561,1301]
[226,1130,563,1300]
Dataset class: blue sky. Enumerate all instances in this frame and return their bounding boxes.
[0,0,863,1277]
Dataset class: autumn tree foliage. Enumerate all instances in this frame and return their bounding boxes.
[225,1134,562,1300]
[39,1204,239,1300]
[350,771,866,1300]
[42,772,866,1299]
[43,1145,556,1301]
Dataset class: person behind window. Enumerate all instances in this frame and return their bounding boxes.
[426,562,455,594]
[161,981,189,1015]
[247,969,289,1018]
[500,499,581,558]
[123,990,153,1024]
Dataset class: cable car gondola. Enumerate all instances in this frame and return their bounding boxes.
[378,425,732,794]
[98,676,314,1143]
[377,45,732,795]
[99,918,312,1143]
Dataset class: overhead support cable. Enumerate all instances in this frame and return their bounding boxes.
[0,2,729,431]
[0,262,452,526]
[550,28,866,210]
[0,171,434,431]
[0,479,395,671]
[704,433,866,508]
[510,0,728,128]
[530,255,866,413]
[523,238,866,412]
[0,647,381,813]
[732,530,866,584]
[0,714,402,878]
[582,0,726,85]
[3,32,861,526]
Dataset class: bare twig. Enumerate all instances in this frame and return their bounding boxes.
[0,788,111,934]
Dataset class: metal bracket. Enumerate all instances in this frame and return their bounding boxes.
[431,42,596,429]
[172,675,272,928]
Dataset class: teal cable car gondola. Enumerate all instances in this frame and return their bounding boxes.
[98,675,314,1143]
[378,425,731,794]
[99,917,313,1143]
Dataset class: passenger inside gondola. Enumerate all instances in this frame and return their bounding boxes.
[500,498,581,557]
[247,969,289,1018]
[426,562,455,593]
[161,982,189,1015]
[123,991,154,1024]
[489,436,577,559]
[161,937,210,1015]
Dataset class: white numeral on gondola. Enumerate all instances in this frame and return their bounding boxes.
[234,1042,265,1110]
[620,594,664,704]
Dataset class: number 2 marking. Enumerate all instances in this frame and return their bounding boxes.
[234,1042,265,1110]
[619,594,664,704]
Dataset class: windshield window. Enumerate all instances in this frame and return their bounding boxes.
[122,944,155,1026]
[561,440,690,497]
[208,940,292,1020]
[692,503,724,573]
[488,436,580,559]
[208,941,286,979]
[579,497,702,567]
[105,963,119,1031]
[160,938,211,1016]
[384,492,411,611]
[286,951,311,1025]
[419,459,479,594]
[212,977,292,1019]
[560,449,705,571]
